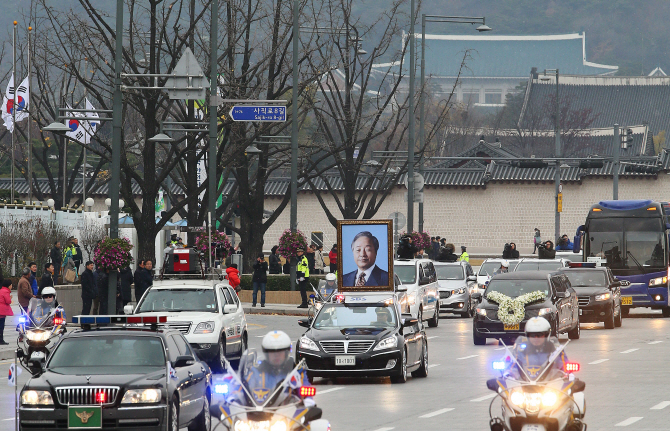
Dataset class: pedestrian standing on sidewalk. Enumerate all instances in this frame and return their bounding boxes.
[0,279,13,344]
[269,246,282,274]
[18,267,34,314]
[306,245,316,275]
[533,228,541,254]
[328,244,338,273]
[80,261,97,315]
[28,261,39,295]
[40,263,55,295]
[135,260,154,302]
[97,269,110,315]
[314,245,325,275]
[133,260,145,303]
[119,266,134,307]
[296,248,310,308]
[72,238,83,279]
[252,254,268,307]
[50,241,63,283]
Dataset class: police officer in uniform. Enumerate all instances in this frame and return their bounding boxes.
[296,248,310,308]
[511,317,568,379]
[458,246,469,262]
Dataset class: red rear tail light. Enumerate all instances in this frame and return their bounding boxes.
[96,392,107,403]
[52,317,64,325]
[299,386,316,397]
[565,362,580,372]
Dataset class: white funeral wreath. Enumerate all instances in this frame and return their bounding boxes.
[485,290,547,326]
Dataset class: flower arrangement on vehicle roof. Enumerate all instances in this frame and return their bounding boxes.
[486,290,547,326]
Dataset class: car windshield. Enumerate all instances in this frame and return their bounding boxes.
[515,262,563,272]
[394,265,416,284]
[48,336,165,374]
[435,265,464,280]
[479,262,517,276]
[485,279,550,298]
[313,304,397,329]
[563,271,607,287]
[138,288,218,313]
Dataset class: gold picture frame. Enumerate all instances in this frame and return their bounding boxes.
[337,219,394,292]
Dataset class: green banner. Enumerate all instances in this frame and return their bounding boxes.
[68,406,102,428]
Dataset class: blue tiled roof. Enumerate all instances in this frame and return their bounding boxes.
[411,33,617,78]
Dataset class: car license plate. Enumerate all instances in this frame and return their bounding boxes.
[520,424,546,431]
[335,356,356,366]
[503,324,520,331]
[621,296,633,306]
[68,406,102,429]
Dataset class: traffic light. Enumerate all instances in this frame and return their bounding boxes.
[579,159,604,169]
[514,159,549,169]
[621,128,634,150]
[624,163,660,174]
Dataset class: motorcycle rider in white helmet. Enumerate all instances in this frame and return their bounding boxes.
[511,317,567,379]
[493,260,510,276]
[322,273,337,296]
[30,286,64,326]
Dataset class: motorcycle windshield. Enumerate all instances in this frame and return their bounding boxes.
[318,281,337,298]
[238,349,307,407]
[507,336,565,381]
[28,298,56,327]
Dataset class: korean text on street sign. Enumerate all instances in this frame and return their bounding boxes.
[557,193,563,212]
[229,106,286,122]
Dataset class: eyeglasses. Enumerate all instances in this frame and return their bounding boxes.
[42,295,55,299]
[528,333,548,338]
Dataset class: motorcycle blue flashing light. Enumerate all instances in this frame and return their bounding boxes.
[215,384,229,394]
[492,361,506,370]
[18,316,26,324]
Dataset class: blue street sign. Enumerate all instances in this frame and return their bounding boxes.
[229,105,286,122]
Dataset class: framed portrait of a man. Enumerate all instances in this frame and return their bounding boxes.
[337,220,394,292]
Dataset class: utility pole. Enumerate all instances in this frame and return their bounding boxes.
[613,123,620,200]
[407,0,416,232]
[290,0,299,291]
[552,70,561,244]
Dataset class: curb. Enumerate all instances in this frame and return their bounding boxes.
[243,306,309,317]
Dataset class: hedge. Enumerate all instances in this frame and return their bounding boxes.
[240,274,327,291]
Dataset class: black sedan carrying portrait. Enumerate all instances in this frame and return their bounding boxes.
[296,292,428,383]
[18,317,211,431]
[560,266,623,329]
[472,271,581,345]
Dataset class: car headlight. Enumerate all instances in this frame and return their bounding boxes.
[299,336,319,351]
[121,388,162,404]
[542,390,558,407]
[25,330,50,342]
[373,336,398,351]
[21,390,53,406]
[510,390,524,407]
[476,308,487,317]
[407,293,417,306]
[537,308,553,316]
[649,276,667,287]
[595,293,611,301]
[193,321,215,334]
[452,287,466,295]
[234,420,287,431]
[270,421,288,431]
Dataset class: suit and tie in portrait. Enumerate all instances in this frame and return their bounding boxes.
[341,230,389,288]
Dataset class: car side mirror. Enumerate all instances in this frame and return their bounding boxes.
[395,284,407,292]
[223,304,237,314]
[467,275,477,282]
[486,378,499,392]
[304,407,323,423]
[402,317,418,327]
[571,380,586,393]
[28,351,46,375]
[174,355,194,368]
[472,292,482,301]
[419,276,429,285]
[298,319,311,328]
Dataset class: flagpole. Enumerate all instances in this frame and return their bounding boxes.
[14,349,18,431]
[83,59,87,205]
[27,26,32,205]
[11,21,17,204]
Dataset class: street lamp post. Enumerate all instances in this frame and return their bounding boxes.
[418,15,490,232]
[209,0,219,254]
[407,0,416,232]
[540,69,560,243]
[290,0,299,292]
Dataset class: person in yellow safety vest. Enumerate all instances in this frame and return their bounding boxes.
[458,246,470,263]
[296,248,310,309]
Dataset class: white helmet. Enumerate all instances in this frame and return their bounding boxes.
[325,273,336,281]
[41,286,57,300]
[261,330,292,353]
[525,317,551,336]
[500,260,510,268]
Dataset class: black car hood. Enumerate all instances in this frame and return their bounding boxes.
[571,286,609,296]
[27,368,166,390]
[305,327,396,342]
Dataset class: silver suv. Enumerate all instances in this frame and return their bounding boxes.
[393,259,440,327]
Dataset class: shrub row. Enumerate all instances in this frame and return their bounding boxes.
[239,274,327,291]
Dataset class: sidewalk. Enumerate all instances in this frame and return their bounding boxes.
[0,293,25,361]
[241,302,309,317]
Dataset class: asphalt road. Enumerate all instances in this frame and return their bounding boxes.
[2,310,669,431]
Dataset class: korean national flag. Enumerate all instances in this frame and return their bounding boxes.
[8,363,21,386]
[287,369,302,389]
[168,362,178,380]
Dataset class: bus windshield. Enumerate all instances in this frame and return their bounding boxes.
[586,217,665,269]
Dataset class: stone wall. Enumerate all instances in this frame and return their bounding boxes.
[262,175,668,255]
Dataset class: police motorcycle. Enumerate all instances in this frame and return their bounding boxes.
[212,330,331,431]
[308,274,338,319]
[486,318,586,431]
[16,287,67,373]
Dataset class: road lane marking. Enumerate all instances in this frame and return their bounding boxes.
[457,355,478,360]
[494,347,506,351]
[588,359,609,365]
[419,408,454,418]
[317,387,344,395]
[615,417,643,427]
[471,393,497,402]
[620,348,639,354]
[2,418,13,421]
[427,364,440,369]
[373,428,395,431]
[648,341,663,345]
[650,401,670,410]
[427,336,439,340]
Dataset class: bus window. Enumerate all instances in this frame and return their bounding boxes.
[587,218,623,267]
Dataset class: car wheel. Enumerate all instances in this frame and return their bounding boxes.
[662,307,670,318]
[412,342,428,378]
[168,396,179,431]
[231,333,247,370]
[417,307,423,323]
[551,317,559,337]
[390,348,408,384]
[188,394,211,431]
[427,307,439,327]
[568,321,580,340]
[473,330,486,346]
[208,335,226,373]
[461,302,473,318]
[604,308,615,329]
[621,307,630,317]
[614,307,623,327]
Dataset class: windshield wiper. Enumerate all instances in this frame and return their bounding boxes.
[626,251,644,272]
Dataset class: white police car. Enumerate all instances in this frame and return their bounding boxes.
[131,279,247,372]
